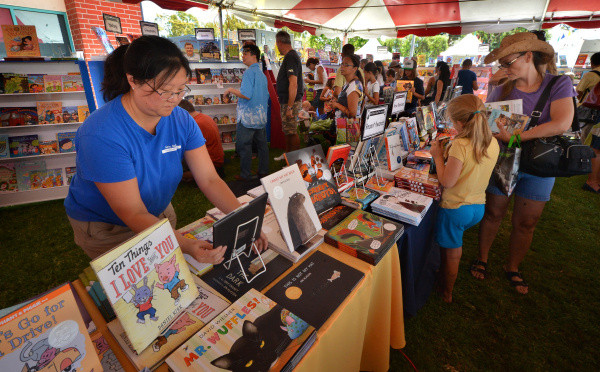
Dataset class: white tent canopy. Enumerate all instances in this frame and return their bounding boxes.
[356,39,392,60]
[441,34,482,56]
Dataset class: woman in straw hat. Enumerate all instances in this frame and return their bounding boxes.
[470,32,576,294]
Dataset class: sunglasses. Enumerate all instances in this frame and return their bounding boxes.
[498,52,527,69]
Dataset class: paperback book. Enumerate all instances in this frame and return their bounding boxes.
[371,187,433,226]
[487,109,529,134]
[15,160,45,191]
[89,330,125,371]
[43,75,63,92]
[0,107,37,126]
[66,166,76,185]
[62,106,80,123]
[166,289,317,372]
[265,250,364,328]
[195,68,212,84]
[484,99,523,115]
[90,219,200,353]
[62,74,84,92]
[326,144,354,192]
[57,132,76,153]
[38,139,58,154]
[37,101,63,124]
[365,175,394,193]
[2,73,28,94]
[340,186,380,209]
[8,134,39,157]
[0,135,8,158]
[78,105,90,121]
[27,74,44,93]
[0,163,17,192]
[325,209,404,265]
[2,25,41,58]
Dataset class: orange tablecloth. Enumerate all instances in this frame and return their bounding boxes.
[74,243,405,372]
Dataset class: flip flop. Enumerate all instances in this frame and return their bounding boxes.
[505,270,528,292]
[469,259,487,279]
[582,183,600,193]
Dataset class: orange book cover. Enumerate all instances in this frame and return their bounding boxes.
[0,283,102,371]
[1,25,41,58]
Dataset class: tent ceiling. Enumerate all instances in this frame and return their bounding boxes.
[140,0,600,38]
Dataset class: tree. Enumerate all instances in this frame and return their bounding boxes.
[155,12,200,37]
[348,36,368,50]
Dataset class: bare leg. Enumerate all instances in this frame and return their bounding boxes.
[505,195,547,294]
[585,149,600,190]
[473,192,510,279]
[439,247,462,303]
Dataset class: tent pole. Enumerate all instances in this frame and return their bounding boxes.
[219,6,226,62]
[409,34,416,57]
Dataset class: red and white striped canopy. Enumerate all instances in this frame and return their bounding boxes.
[208,0,600,38]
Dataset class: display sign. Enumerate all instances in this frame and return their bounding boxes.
[391,92,407,116]
[195,28,215,40]
[139,21,159,36]
[377,46,388,54]
[237,29,256,41]
[325,44,332,52]
[361,104,388,141]
[478,44,489,53]
[294,40,302,50]
[103,13,122,34]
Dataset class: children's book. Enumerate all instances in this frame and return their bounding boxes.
[166,289,317,372]
[89,330,125,371]
[15,160,45,191]
[62,74,84,92]
[43,75,63,92]
[62,105,80,123]
[0,135,8,158]
[385,127,404,171]
[8,134,39,157]
[261,165,322,253]
[261,211,324,263]
[0,107,37,126]
[78,105,90,121]
[325,209,404,265]
[90,219,200,354]
[107,277,229,370]
[484,99,523,115]
[335,118,347,144]
[0,163,17,192]
[340,186,380,210]
[265,250,364,328]
[199,40,221,61]
[346,118,361,147]
[2,25,41,58]
[396,80,414,101]
[210,69,223,85]
[487,109,529,134]
[326,144,354,192]
[57,132,76,153]
[206,194,254,220]
[178,216,215,276]
[221,68,235,83]
[28,74,45,93]
[194,68,212,84]
[176,38,200,62]
[38,139,58,154]
[2,73,28,93]
[81,266,116,322]
[66,166,76,185]
[365,175,394,193]
[371,187,433,226]
[35,168,62,188]
[37,101,63,124]
[0,283,102,371]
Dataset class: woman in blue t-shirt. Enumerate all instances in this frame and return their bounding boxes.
[64,36,266,261]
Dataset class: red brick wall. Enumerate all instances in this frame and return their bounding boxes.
[65,0,142,59]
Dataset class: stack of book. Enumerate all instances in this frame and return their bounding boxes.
[394,167,442,200]
[371,187,433,226]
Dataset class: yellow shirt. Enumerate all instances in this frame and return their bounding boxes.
[334,67,365,90]
[440,137,500,209]
[576,67,600,104]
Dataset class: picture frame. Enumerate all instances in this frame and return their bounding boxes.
[103,13,122,34]
[195,28,215,41]
[139,21,159,36]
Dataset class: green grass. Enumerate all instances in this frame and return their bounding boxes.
[1,153,599,371]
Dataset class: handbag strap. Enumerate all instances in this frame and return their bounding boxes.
[529,75,561,128]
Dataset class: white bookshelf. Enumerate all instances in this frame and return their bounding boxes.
[0,60,87,207]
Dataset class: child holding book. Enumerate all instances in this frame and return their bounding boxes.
[319,75,336,118]
[429,94,500,303]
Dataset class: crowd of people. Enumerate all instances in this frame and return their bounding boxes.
[63,31,599,305]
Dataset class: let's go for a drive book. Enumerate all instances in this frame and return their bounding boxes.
[166,288,317,372]
[90,219,199,354]
[266,250,364,328]
[0,283,102,371]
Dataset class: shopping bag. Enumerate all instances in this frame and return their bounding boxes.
[492,140,521,196]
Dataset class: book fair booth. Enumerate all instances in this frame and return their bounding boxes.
[1,0,600,371]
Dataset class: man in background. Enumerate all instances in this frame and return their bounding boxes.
[178,100,225,179]
[275,30,303,158]
[456,58,478,95]
[225,44,270,180]
[577,52,600,104]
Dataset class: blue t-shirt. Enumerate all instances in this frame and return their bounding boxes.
[237,62,269,129]
[64,95,206,226]
[457,69,478,95]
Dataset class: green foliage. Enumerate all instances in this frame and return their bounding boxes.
[474,27,530,49]
[379,34,448,59]
[348,36,368,50]
[305,34,342,51]
[155,11,200,37]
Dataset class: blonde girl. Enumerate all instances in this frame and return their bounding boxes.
[429,94,500,303]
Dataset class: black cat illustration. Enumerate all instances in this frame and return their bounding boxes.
[287,193,317,249]
[211,305,292,372]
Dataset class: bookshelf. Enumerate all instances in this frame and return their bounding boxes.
[0,60,88,207]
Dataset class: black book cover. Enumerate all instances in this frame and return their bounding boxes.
[202,252,293,302]
[265,250,365,328]
[319,204,356,231]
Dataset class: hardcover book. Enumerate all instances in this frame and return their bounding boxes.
[261,165,322,253]
[89,330,125,371]
[107,277,229,370]
[385,128,404,171]
[0,283,102,371]
[0,163,17,192]
[57,132,76,153]
[37,101,63,124]
[195,68,212,84]
[226,44,240,61]
[210,69,223,84]
[62,105,80,123]
[62,74,84,92]
[43,75,63,92]
[27,74,44,93]
[325,209,404,265]
[0,107,37,126]
[178,216,216,276]
[8,134,39,157]
[265,250,364,328]
[166,289,316,372]
[365,175,394,193]
[2,25,41,58]
[2,73,28,94]
[90,219,200,353]
[371,187,433,226]
[326,144,354,192]
[340,186,380,209]
[199,41,221,61]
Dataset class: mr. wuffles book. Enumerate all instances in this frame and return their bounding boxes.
[90,219,199,354]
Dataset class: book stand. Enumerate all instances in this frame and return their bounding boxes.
[332,158,352,192]
[350,136,386,190]
[222,216,266,284]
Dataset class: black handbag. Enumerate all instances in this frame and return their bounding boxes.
[520,76,595,178]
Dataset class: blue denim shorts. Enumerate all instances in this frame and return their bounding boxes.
[436,204,485,249]
[486,171,555,202]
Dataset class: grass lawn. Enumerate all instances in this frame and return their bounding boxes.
[1,149,598,371]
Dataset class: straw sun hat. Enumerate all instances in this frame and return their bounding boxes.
[483,32,554,64]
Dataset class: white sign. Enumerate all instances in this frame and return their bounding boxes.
[195,28,215,40]
[139,21,159,36]
[377,46,388,54]
[391,91,407,115]
[103,14,122,34]
[362,105,388,140]
[478,44,489,53]
[238,29,256,41]
[325,44,332,52]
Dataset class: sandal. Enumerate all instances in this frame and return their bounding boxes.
[469,259,487,279]
[505,270,529,290]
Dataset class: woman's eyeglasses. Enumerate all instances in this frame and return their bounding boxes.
[498,52,526,69]
[144,81,191,101]
[341,63,356,68]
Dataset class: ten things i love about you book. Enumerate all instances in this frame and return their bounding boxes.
[90,219,199,354]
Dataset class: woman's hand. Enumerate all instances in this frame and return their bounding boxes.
[430,139,443,159]
[253,232,268,254]
[493,122,512,143]
[181,238,226,265]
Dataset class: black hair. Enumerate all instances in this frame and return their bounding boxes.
[530,30,546,42]
[305,57,319,67]
[242,44,261,60]
[364,62,378,75]
[386,69,396,78]
[21,36,32,43]
[591,52,600,67]
[178,99,195,113]
[102,35,192,102]
[344,54,364,86]
[462,58,473,68]
[437,61,450,81]
[341,44,355,57]
[276,30,291,45]
[374,60,385,77]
